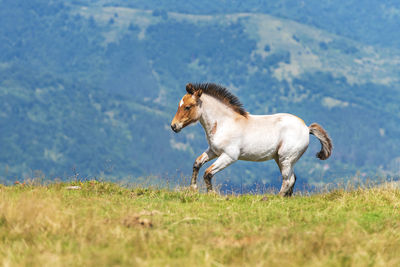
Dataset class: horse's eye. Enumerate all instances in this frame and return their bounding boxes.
[185,106,191,110]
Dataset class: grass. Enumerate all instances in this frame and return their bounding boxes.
[1,181,400,266]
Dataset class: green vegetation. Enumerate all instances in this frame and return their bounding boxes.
[1,181,400,266]
[114,0,400,48]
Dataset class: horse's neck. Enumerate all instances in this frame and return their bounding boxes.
[199,95,237,136]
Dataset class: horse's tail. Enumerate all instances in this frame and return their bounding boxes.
[309,123,332,160]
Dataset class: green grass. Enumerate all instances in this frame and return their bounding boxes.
[1,181,400,266]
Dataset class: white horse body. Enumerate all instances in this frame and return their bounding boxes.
[171,83,332,196]
[199,93,309,160]
[238,114,309,162]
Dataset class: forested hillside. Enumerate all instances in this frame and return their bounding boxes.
[1,0,400,190]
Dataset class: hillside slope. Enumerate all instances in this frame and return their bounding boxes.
[1,0,400,189]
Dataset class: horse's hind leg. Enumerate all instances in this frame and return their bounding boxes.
[191,148,216,189]
[287,174,297,196]
[275,158,296,197]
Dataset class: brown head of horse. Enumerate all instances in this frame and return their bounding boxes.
[171,83,203,133]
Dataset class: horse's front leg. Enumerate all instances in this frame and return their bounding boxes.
[203,153,237,192]
[191,148,216,189]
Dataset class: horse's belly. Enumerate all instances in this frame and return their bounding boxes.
[238,143,277,162]
[238,153,275,162]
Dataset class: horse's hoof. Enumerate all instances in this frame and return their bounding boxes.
[207,190,218,195]
[189,184,198,191]
[278,192,292,197]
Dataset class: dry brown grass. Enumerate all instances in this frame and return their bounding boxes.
[0,181,400,266]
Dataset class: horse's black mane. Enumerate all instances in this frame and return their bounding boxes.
[192,83,248,117]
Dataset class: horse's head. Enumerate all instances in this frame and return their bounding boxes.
[171,83,202,133]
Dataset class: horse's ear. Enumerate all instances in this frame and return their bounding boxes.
[186,83,195,94]
[195,89,202,98]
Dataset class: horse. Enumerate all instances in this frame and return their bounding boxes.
[171,83,332,196]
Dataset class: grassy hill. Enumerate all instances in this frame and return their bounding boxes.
[1,181,400,266]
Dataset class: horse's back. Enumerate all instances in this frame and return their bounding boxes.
[247,113,308,134]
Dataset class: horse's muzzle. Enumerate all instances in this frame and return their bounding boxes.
[171,124,180,133]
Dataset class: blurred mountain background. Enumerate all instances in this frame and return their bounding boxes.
[1,0,400,191]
